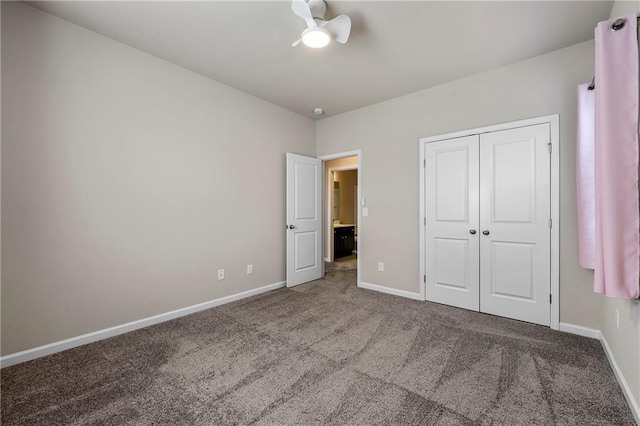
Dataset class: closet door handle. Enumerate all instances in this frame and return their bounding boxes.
[469,229,476,235]
[482,230,490,235]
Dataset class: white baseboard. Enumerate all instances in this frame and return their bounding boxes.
[558,322,601,339]
[359,281,423,301]
[600,333,640,424]
[0,281,286,369]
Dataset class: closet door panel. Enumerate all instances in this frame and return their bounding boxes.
[479,124,551,326]
[425,135,480,311]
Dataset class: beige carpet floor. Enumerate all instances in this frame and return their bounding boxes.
[1,269,635,425]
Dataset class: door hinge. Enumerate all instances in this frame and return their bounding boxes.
[549,218,552,229]
[424,275,426,283]
[424,217,426,226]
[423,159,426,167]
[547,143,552,154]
[549,294,552,304]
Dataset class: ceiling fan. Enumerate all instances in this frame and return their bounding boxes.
[291,0,351,48]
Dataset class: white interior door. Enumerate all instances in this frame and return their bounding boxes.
[286,153,323,287]
[425,135,480,311]
[479,124,551,326]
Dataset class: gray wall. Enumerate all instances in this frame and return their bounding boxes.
[316,40,602,329]
[1,2,315,355]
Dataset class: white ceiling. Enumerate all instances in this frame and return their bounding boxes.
[28,1,613,119]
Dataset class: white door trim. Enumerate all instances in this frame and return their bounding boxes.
[318,150,362,287]
[419,115,560,330]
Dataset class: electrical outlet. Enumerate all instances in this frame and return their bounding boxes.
[247,264,253,275]
[378,262,384,272]
[615,309,620,330]
[217,269,225,280]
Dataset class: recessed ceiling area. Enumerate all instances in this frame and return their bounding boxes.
[28,1,613,119]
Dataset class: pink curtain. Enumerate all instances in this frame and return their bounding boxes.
[577,84,596,269]
[593,14,640,299]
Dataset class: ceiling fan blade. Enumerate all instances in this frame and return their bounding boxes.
[291,38,302,47]
[291,0,317,28]
[321,14,351,44]
[307,0,326,20]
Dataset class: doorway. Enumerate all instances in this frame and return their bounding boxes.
[285,150,362,288]
[318,151,362,286]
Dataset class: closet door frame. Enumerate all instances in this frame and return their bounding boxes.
[419,114,560,330]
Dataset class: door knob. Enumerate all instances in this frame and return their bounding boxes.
[469,229,477,235]
[482,230,490,235]
[288,225,296,230]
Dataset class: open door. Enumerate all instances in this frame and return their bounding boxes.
[286,153,323,287]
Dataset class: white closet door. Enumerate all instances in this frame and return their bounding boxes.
[479,124,551,326]
[425,135,480,311]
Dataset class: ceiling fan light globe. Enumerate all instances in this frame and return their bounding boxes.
[301,27,331,48]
